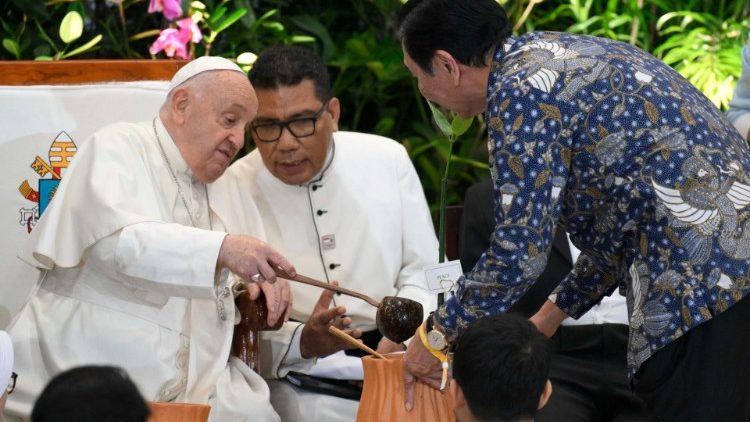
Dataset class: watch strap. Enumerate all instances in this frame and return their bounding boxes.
[418,323,449,390]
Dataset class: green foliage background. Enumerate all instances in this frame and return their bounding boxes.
[3,0,750,210]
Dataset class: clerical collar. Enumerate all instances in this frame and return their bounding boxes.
[304,137,336,187]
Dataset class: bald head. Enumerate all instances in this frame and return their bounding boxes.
[160,61,257,183]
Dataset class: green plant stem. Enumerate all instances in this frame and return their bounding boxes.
[630,0,643,46]
[352,86,368,130]
[437,139,455,264]
[34,19,59,54]
[118,3,131,57]
[437,137,455,306]
[514,0,543,32]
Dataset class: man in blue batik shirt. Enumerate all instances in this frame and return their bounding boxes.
[397,1,750,420]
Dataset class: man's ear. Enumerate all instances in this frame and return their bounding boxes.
[169,87,191,125]
[327,96,341,132]
[538,380,553,410]
[434,50,461,85]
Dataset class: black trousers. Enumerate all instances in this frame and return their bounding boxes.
[634,294,750,422]
[536,324,646,422]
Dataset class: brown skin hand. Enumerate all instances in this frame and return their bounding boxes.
[300,281,363,359]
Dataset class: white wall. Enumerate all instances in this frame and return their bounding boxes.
[0,82,169,328]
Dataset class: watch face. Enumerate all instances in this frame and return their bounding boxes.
[427,330,447,350]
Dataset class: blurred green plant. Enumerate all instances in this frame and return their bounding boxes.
[0,0,312,61]
[2,4,103,60]
[2,0,749,211]
[507,0,750,109]
[655,6,749,109]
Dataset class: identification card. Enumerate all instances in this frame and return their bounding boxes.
[423,260,463,294]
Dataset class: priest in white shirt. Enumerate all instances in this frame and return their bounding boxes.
[218,45,439,420]
[5,57,294,422]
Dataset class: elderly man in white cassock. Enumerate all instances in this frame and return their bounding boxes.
[4,57,293,422]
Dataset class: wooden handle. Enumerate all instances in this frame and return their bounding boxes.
[274,268,380,307]
[328,326,386,359]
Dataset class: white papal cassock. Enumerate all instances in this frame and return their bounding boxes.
[5,117,280,421]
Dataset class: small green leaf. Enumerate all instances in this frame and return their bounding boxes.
[288,14,337,60]
[214,9,248,33]
[427,101,452,138]
[253,9,278,28]
[450,115,474,137]
[35,56,54,61]
[366,61,385,80]
[60,34,102,59]
[262,22,285,32]
[449,156,489,170]
[236,52,256,73]
[59,11,83,44]
[129,29,162,41]
[209,4,228,25]
[2,38,20,58]
[236,52,257,65]
[290,35,316,43]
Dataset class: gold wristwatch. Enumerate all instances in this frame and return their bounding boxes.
[425,312,449,352]
[418,312,450,390]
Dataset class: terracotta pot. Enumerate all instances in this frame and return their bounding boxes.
[357,353,455,422]
[147,401,211,422]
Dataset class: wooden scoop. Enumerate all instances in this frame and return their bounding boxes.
[328,326,386,359]
[274,267,424,344]
[274,267,379,306]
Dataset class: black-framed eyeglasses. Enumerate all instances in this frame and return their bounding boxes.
[251,100,330,143]
[6,372,17,395]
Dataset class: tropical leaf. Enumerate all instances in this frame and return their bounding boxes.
[214,9,248,34]
[2,38,19,58]
[451,116,474,137]
[59,10,82,44]
[427,101,453,138]
[60,34,102,59]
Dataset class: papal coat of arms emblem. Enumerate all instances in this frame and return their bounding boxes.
[18,131,77,233]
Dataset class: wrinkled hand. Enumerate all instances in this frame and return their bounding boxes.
[244,278,292,326]
[375,337,405,354]
[403,324,442,411]
[219,234,296,325]
[529,299,568,338]
[300,281,362,359]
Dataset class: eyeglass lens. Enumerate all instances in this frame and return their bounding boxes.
[254,118,316,142]
[253,100,329,143]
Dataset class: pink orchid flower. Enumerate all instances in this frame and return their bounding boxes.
[149,28,189,59]
[177,17,203,43]
[147,0,183,21]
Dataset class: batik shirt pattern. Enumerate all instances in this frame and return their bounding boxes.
[437,31,750,376]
